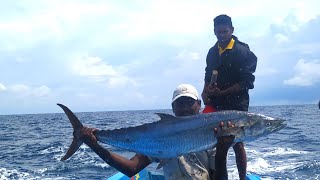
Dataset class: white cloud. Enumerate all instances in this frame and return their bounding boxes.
[71,55,139,88]
[107,76,138,88]
[1,1,320,114]
[72,55,118,77]
[252,14,320,82]
[15,56,29,63]
[0,1,115,51]
[297,43,320,55]
[8,84,52,98]
[163,50,204,79]
[284,59,320,86]
[255,67,278,77]
[32,85,51,97]
[0,83,6,91]
[274,33,289,43]
[176,51,201,61]
[76,92,96,98]
[113,1,215,39]
[10,84,30,93]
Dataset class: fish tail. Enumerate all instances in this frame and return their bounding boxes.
[57,103,83,161]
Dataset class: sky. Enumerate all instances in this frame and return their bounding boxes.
[0,0,319,115]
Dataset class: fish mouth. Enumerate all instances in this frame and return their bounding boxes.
[279,119,287,128]
[272,119,287,132]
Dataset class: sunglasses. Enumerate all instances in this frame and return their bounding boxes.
[174,97,201,106]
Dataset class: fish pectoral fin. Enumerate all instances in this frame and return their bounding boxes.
[156,159,170,169]
[155,113,177,121]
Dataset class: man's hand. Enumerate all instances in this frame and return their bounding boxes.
[206,83,226,97]
[214,121,235,149]
[202,82,226,106]
[201,89,212,105]
[80,126,99,146]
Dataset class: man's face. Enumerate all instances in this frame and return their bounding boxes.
[172,97,200,116]
[214,24,234,44]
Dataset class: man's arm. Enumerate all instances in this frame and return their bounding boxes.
[215,136,234,180]
[202,46,218,105]
[238,50,257,90]
[81,127,151,177]
[233,142,247,180]
[214,121,235,180]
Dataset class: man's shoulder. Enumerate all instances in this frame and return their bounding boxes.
[233,39,256,59]
[234,40,251,51]
[208,43,219,52]
[232,36,250,50]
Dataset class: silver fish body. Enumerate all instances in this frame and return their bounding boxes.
[96,111,286,158]
[58,104,286,160]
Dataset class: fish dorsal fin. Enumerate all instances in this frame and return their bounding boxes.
[155,113,177,121]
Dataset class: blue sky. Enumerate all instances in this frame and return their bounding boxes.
[0,0,319,114]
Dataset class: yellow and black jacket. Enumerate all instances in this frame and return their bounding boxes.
[204,35,257,111]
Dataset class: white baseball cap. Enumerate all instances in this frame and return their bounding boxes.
[172,84,199,103]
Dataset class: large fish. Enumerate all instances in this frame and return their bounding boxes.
[57,103,286,160]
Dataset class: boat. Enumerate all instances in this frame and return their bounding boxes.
[107,168,261,180]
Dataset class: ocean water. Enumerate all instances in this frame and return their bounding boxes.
[0,104,319,180]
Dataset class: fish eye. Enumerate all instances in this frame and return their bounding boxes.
[266,122,271,126]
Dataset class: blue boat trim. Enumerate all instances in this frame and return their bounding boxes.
[107,169,261,180]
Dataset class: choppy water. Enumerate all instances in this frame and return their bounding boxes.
[0,104,319,180]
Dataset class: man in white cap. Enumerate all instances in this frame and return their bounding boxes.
[80,84,234,180]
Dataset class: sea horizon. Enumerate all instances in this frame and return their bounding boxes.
[1,103,319,116]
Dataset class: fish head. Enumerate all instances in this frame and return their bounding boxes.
[240,113,287,141]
